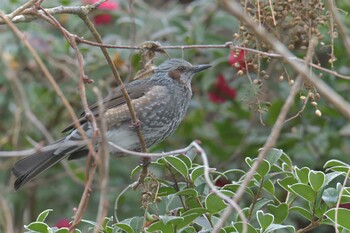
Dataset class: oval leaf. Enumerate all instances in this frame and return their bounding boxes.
[205,190,234,213]
[25,222,50,233]
[325,208,350,231]
[190,166,205,183]
[36,209,53,222]
[289,206,312,221]
[322,187,339,206]
[277,176,297,192]
[113,223,134,233]
[324,159,350,169]
[289,183,316,203]
[164,156,189,178]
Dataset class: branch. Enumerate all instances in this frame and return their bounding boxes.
[76,38,350,81]
[0,141,88,157]
[109,140,248,233]
[93,87,110,233]
[0,3,102,24]
[220,0,350,121]
[326,0,350,55]
[215,1,328,230]
[0,12,89,150]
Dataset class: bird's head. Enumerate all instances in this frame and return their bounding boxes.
[155,58,211,85]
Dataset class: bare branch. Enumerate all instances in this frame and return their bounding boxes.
[326,0,350,55]
[93,87,110,233]
[0,3,102,24]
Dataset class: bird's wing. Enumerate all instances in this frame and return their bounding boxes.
[62,80,154,133]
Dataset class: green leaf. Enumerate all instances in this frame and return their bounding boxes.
[314,202,328,219]
[129,216,143,233]
[289,183,316,203]
[265,148,283,165]
[130,165,142,177]
[182,207,208,217]
[245,159,270,177]
[190,166,205,183]
[341,195,350,204]
[177,154,192,169]
[232,222,259,233]
[277,176,297,192]
[102,216,113,230]
[280,152,293,170]
[326,166,350,173]
[257,160,271,177]
[257,210,274,231]
[176,188,198,197]
[254,173,262,183]
[205,190,234,213]
[36,209,53,222]
[178,226,196,233]
[325,171,344,186]
[251,199,272,217]
[177,213,202,229]
[324,159,350,169]
[164,156,189,178]
[146,221,173,232]
[158,186,177,196]
[325,208,350,231]
[160,215,184,225]
[245,157,253,167]
[323,187,339,206]
[295,167,310,184]
[262,179,275,195]
[265,223,295,233]
[289,206,312,221]
[267,203,288,224]
[112,223,134,233]
[80,219,97,227]
[25,222,51,233]
[308,170,325,192]
[56,229,69,233]
[324,160,350,173]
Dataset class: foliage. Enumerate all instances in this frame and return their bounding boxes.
[24,152,350,232]
[0,0,350,232]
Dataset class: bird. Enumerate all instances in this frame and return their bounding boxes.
[12,58,211,190]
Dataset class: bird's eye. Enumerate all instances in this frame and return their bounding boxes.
[177,66,186,72]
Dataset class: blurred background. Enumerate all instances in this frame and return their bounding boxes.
[1,0,350,232]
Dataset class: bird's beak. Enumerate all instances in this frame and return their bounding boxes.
[193,64,212,73]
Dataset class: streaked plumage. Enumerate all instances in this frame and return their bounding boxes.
[12,58,211,190]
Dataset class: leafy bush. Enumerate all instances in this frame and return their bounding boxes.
[1,0,350,233]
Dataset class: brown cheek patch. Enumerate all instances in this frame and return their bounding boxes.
[168,70,185,84]
[168,70,181,80]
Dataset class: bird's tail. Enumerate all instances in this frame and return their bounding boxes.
[12,140,81,190]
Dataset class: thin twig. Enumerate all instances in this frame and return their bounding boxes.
[334,168,350,233]
[220,0,350,121]
[37,6,99,159]
[0,12,87,151]
[6,0,38,19]
[76,38,350,80]
[326,0,350,55]
[0,3,102,24]
[0,191,14,233]
[0,141,88,157]
[93,87,110,233]
[78,11,150,187]
[215,1,322,230]
[2,51,54,143]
